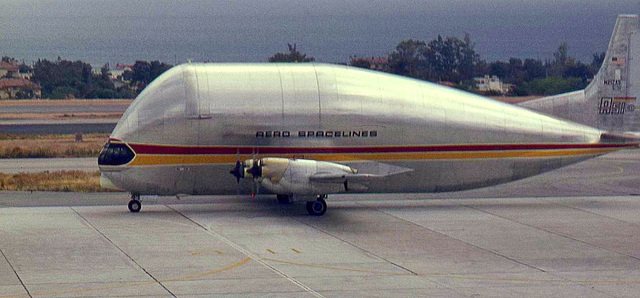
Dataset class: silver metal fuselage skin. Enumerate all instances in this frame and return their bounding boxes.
[100,63,613,196]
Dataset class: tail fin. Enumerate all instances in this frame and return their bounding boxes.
[519,14,640,133]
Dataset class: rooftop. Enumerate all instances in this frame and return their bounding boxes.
[0,78,41,90]
[0,61,19,71]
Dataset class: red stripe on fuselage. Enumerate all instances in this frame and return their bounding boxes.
[126,143,635,155]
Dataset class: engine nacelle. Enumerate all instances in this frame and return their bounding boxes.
[241,157,356,195]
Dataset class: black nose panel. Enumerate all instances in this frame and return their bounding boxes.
[98,143,135,166]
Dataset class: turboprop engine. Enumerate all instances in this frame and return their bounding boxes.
[230,157,358,195]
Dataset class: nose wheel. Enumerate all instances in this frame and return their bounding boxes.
[128,194,141,213]
[306,196,327,216]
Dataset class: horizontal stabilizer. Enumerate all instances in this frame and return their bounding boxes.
[600,132,640,145]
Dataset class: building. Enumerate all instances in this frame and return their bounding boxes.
[0,61,19,78]
[0,78,42,99]
[474,75,513,94]
[111,63,133,82]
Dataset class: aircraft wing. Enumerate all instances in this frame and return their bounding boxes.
[309,172,384,183]
[310,162,413,184]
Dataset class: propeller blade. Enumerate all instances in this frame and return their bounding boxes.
[246,159,262,177]
[229,161,243,183]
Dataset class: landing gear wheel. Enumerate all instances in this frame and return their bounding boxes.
[306,197,327,216]
[277,194,293,204]
[128,200,141,213]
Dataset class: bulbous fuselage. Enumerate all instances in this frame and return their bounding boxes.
[99,63,615,196]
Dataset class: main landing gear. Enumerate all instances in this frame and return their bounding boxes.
[128,194,141,213]
[306,195,328,216]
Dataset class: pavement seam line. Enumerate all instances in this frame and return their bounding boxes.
[372,202,556,271]
[551,198,640,233]
[69,206,177,297]
[0,258,251,298]
[289,213,419,276]
[459,201,627,296]
[165,205,324,298]
[0,249,31,298]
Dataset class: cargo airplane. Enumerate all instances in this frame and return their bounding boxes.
[99,15,640,215]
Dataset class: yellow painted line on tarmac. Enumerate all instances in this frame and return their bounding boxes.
[0,258,251,298]
[166,257,250,282]
[292,248,302,254]
[267,249,276,254]
[215,250,224,255]
[610,164,624,174]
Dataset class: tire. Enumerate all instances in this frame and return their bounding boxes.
[128,200,141,213]
[306,199,327,216]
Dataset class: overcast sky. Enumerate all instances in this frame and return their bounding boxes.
[1,1,638,64]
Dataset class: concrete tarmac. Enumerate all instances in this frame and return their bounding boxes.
[1,150,640,297]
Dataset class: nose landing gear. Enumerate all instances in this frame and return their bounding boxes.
[128,194,141,213]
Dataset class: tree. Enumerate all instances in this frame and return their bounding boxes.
[18,63,31,73]
[268,43,315,62]
[388,34,479,82]
[32,58,134,99]
[32,59,92,98]
[489,61,508,79]
[122,60,172,91]
[520,76,587,95]
[548,42,576,76]
[564,63,592,82]
[591,52,605,73]
[459,33,479,81]
[350,58,372,69]
[523,58,546,81]
[388,39,428,79]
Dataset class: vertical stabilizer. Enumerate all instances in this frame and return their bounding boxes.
[519,15,640,133]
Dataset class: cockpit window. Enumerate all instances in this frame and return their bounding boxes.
[98,143,135,166]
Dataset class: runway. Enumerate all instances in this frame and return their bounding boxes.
[0,100,131,114]
[1,150,640,296]
[0,120,117,134]
[0,100,126,134]
[0,158,97,173]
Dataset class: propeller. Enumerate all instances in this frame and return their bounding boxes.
[248,158,262,198]
[229,160,244,183]
[246,159,262,178]
[228,148,263,198]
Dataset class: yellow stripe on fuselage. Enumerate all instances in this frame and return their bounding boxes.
[127,148,617,166]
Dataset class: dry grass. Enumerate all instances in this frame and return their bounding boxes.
[0,112,122,120]
[0,134,108,158]
[0,170,109,192]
